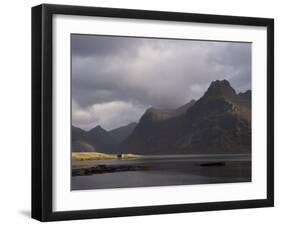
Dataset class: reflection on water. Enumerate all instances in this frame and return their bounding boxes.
[71,154,251,190]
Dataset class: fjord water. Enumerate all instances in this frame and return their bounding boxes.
[71,154,251,190]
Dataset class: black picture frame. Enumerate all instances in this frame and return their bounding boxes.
[32,3,274,222]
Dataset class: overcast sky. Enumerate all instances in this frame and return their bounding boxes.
[72,34,251,131]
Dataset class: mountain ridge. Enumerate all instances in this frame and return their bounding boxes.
[72,122,138,152]
[72,80,251,155]
[120,80,251,155]
[109,122,138,143]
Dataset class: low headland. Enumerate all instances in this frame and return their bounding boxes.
[72,151,143,161]
[72,151,145,176]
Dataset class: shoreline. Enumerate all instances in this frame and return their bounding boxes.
[72,151,143,161]
[72,164,149,176]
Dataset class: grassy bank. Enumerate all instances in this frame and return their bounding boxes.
[72,151,142,161]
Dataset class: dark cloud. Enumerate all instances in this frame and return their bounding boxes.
[72,35,251,130]
[71,34,142,58]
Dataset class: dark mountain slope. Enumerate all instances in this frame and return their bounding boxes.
[72,125,117,152]
[176,80,251,153]
[109,122,137,143]
[71,126,95,152]
[140,99,196,123]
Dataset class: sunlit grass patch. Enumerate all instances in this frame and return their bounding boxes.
[72,152,142,160]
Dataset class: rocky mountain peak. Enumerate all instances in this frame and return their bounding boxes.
[204,79,236,98]
[239,90,251,100]
[88,125,107,134]
[95,125,103,130]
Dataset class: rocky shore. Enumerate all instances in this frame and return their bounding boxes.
[72,164,149,176]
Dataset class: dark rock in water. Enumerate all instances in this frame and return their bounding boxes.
[72,164,149,176]
[199,162,226,167]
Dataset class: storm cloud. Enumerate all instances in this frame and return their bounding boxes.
[72,34,251,130]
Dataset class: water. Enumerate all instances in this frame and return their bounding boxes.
[71,154,251,190]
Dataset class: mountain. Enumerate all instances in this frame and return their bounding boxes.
[141,99,196,123]
[175,99,196,115]
[72,80,251,155]
[72,126,86,141]
[109,122,138,143]
[121,80,251,155]
[178,80,251,154]
[71,126,95,152]
[87,125,116,147]
[238,90,251,101]
[72,125,116,152]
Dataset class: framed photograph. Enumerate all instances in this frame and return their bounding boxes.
[32,4,274,221]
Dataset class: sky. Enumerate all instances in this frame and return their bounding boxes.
[72,34,251,131]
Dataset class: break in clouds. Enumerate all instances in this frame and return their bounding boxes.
[72,35,251,131]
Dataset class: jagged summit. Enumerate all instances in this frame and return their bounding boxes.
[239,90,251,99]
[88,125,111,141]
[95,125,103,130]
[204,79,236,98]
[89,125,106,132]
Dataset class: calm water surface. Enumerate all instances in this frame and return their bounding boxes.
[71,154,251,190]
